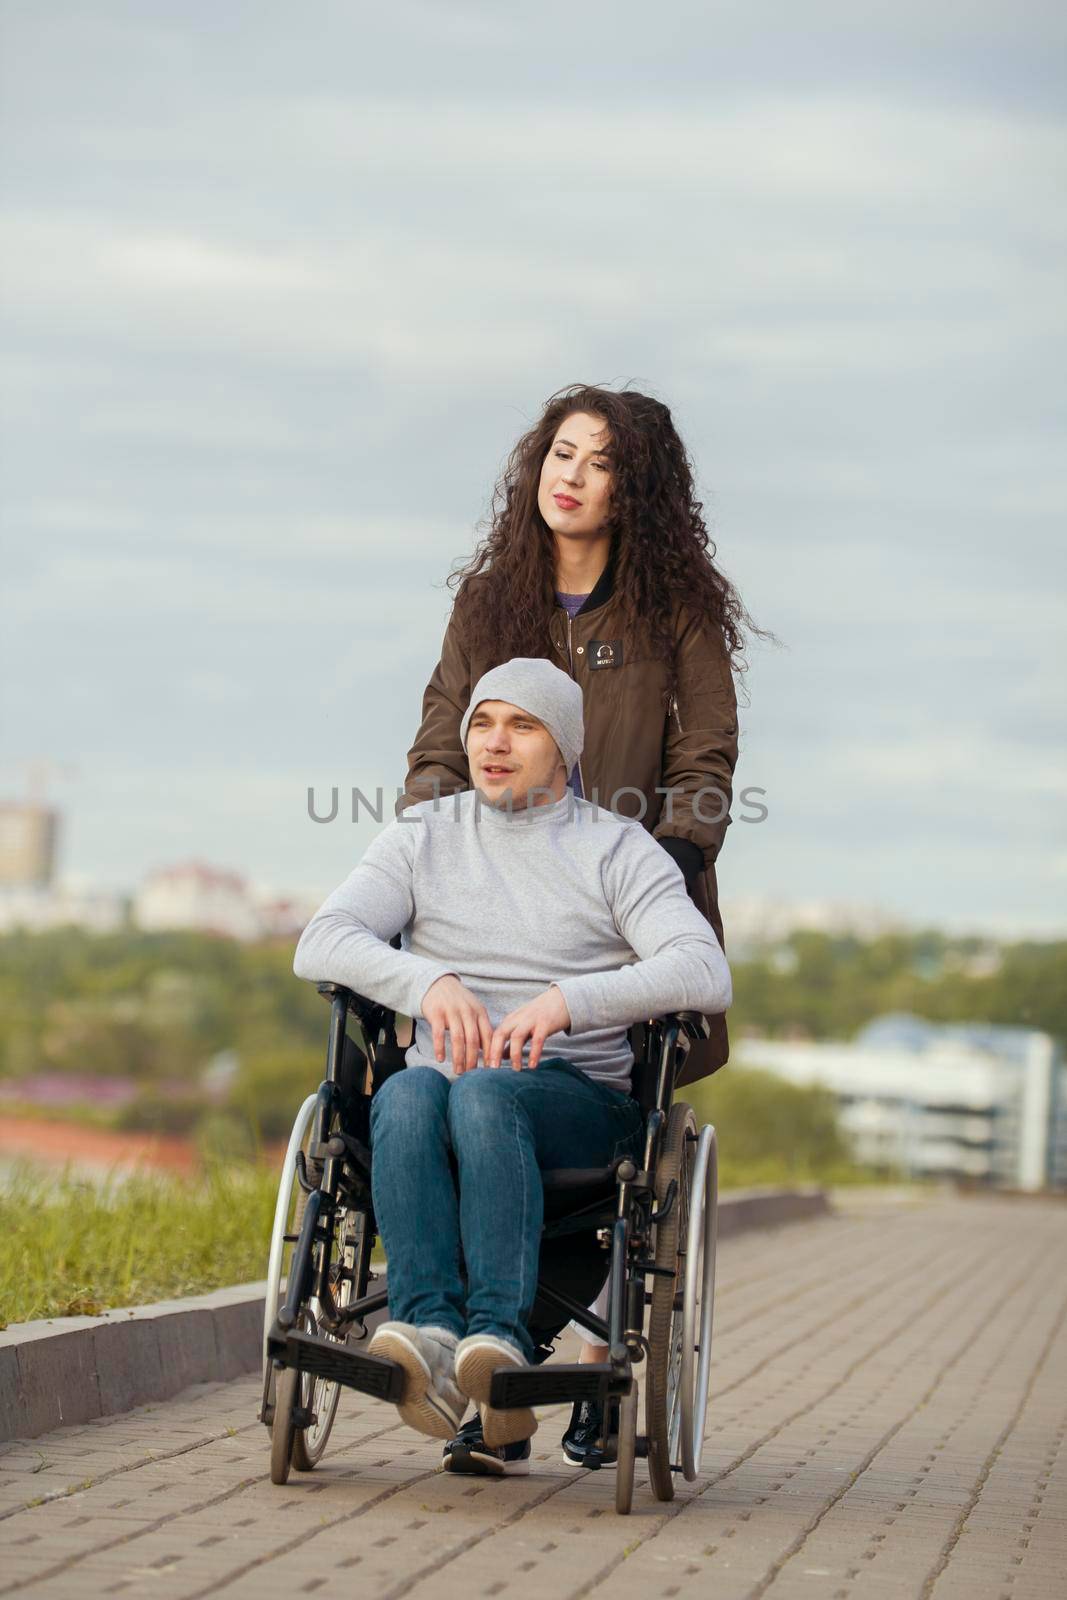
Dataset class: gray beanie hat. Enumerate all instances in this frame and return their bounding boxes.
[460,657,584,777]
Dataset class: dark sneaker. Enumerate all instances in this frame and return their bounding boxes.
[441,1414,532,1477]
[561,1398,619,1468]
[454,1333,538,1447]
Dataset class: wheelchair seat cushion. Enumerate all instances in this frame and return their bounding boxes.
[541,1163,619,1220]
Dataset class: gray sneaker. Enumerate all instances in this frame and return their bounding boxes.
[368,1322,465,1439]
[454,1334,538,1448]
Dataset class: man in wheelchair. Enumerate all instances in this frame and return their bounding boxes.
[293,657,731,1475]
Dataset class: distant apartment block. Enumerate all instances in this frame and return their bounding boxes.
[0,885,127,934]
[131,861,314,941]
[0,804,58,889]
[134,860,264,940]
[721,895,907,957]
[736,1013,1066,1191]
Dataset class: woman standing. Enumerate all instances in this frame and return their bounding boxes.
[403,384,756,1475]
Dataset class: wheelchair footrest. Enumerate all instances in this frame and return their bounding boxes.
[489,1361,629,1410]
[268,1326,405,1403]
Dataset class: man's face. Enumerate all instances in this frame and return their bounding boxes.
[467,700,566,810]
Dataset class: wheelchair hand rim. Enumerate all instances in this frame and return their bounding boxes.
[263,1093,319,1374]
[679,1123,717,1481]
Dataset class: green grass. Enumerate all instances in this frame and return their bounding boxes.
[0,1057,884,1329]
[0,1161,279,1327]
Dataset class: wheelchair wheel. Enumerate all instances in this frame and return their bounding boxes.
[262,1092,318,1409]
[615,1379,638,1516]
[644,1101,696,1501]
[678,1124,717,1481]
[270,1363,300,1484]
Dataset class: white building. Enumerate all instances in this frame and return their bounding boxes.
[721,896,907,958]
[0,884,127,934]
[735,1013,1065,1192]
[134,861,263,941]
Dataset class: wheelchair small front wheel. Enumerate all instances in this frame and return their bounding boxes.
[269,1364,299,1484]
[291,1210,371,1471]
[615,1379,638,1516]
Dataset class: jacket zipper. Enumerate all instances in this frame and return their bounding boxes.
[565,613,589,798]
[671,694,683,733]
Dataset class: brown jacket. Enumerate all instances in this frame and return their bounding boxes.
[403,564,739,1083]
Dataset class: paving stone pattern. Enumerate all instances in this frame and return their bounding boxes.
[0,1195,1064,1599]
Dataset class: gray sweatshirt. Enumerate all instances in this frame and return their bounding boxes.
[293,791,732,1092]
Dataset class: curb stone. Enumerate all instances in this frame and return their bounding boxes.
[0,1281,273,1442]
[716,1184,831,1235]
[0,1185,830,1441]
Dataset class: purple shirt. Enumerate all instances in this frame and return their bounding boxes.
[556,590,588,620]
[556,592,589,795]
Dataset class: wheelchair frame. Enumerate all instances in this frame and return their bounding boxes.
[262,982,718,1514]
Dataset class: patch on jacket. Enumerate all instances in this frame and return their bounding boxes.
[588,639,623,670]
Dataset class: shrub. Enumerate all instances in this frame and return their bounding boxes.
[688,1066,854,1188]
[116,1090,207,1135]
[231,1044,324,1141]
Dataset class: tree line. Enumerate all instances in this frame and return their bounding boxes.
[1,926,1063,1144]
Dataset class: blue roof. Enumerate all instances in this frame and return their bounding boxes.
[856,1012,1043,1063]
[856,1013,937,1050]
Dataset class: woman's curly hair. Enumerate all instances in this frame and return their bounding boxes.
[449,384,762,677]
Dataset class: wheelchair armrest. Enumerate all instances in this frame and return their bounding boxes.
[668,1010,712,1043]
[315,982,382,1032]
[316,980,356,1006]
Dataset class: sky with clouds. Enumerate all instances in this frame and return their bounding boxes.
[1,0,1064,934]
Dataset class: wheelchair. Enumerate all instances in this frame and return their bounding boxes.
[261,983,719,1515]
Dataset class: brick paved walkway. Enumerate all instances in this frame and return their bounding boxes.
[1,1195,1064,1599]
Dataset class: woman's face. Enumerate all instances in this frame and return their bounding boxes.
[537,411,612,539]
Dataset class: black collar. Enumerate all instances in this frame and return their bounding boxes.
[575,550,616,615]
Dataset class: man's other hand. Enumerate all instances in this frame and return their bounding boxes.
[489,986,571,1071]
[422,975,492,1073]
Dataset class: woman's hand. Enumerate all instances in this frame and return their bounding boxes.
[488,986,571,1071]
[422,975,493,1073]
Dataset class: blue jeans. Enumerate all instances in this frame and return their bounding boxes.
[369,1060,644,1361]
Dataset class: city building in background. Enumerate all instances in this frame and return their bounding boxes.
[255,896,317,941]
[134,861,263,941]
[0,798,313,940]
[0,796,128,933]
[0,803,58,889]
[0,795,124,932]
[721,896,908,958]
[132,861,315,941]
[0,883,128,935]
[736,1013,1066,1191]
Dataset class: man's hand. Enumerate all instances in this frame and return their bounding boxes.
[422,975,492,1073]
[488,986,571,1071]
